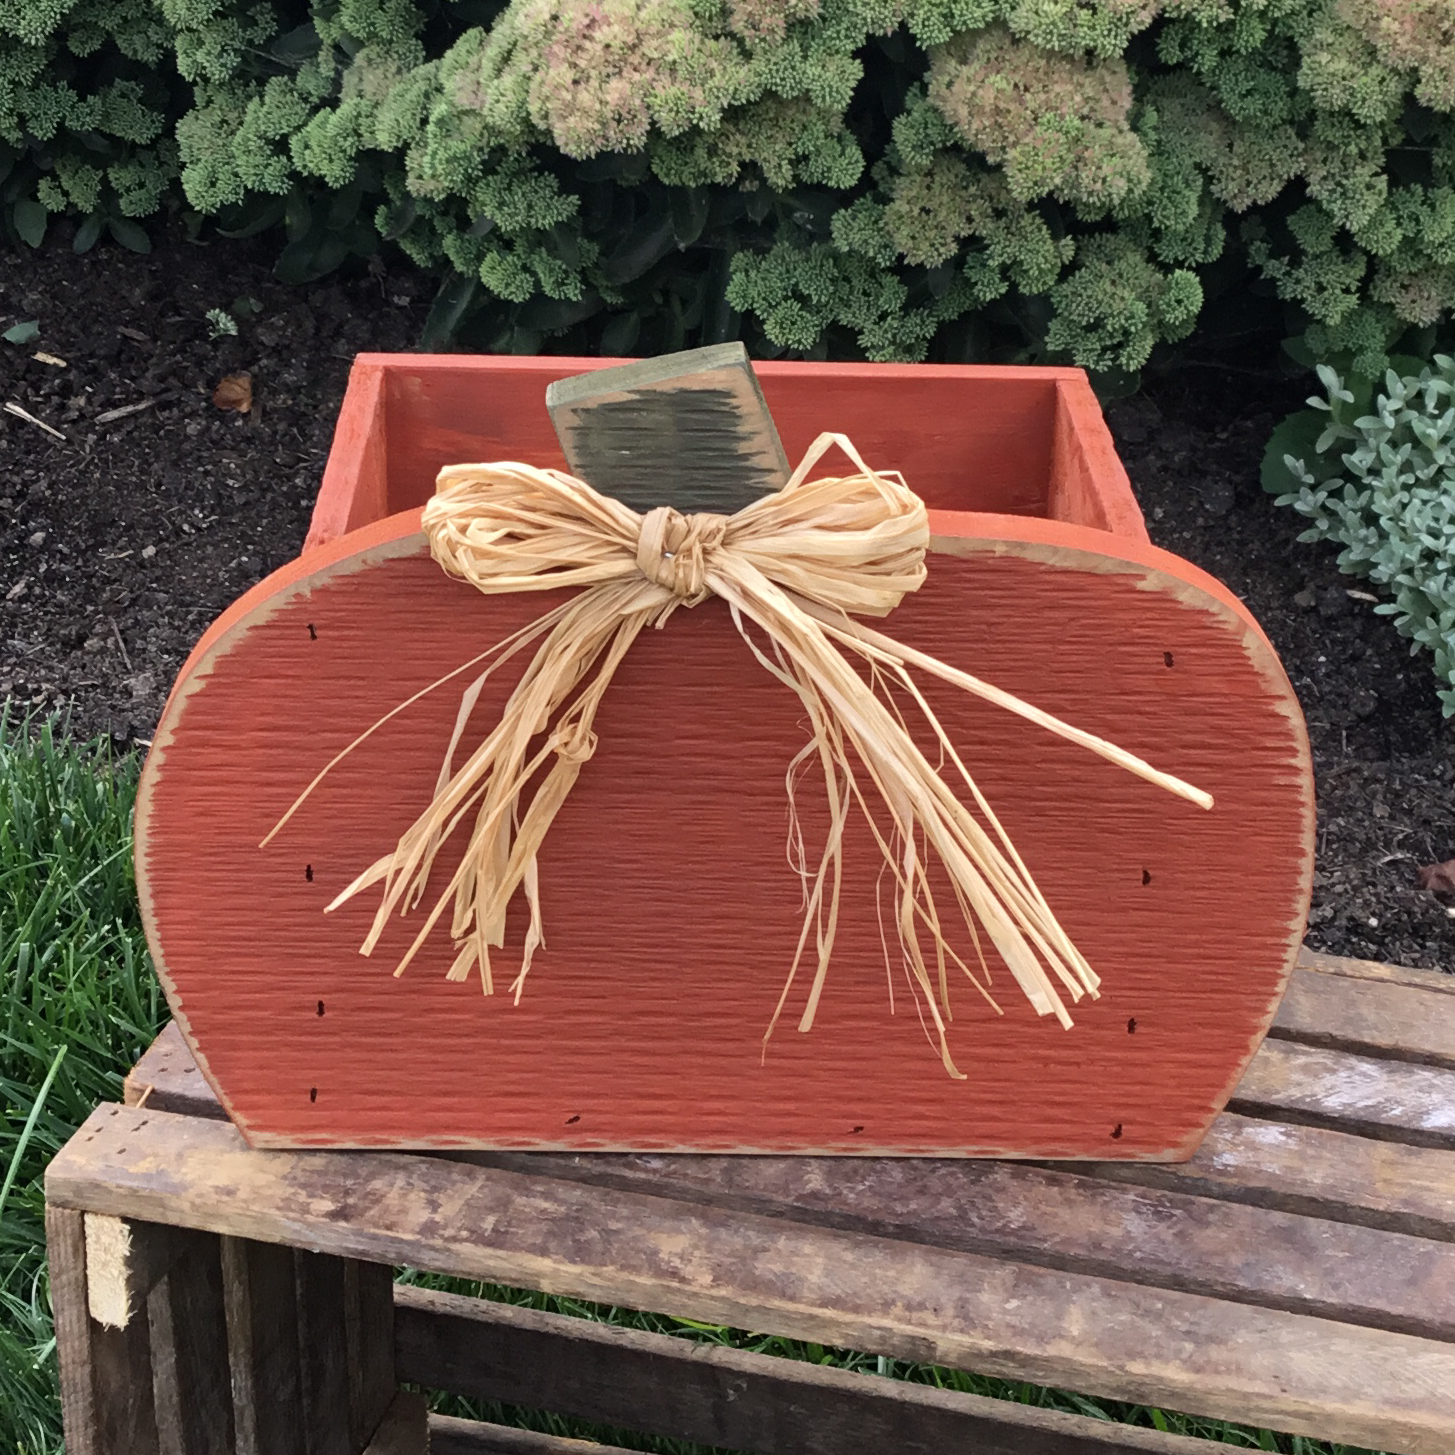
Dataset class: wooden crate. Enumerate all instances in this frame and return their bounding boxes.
[45,948,1455,1454]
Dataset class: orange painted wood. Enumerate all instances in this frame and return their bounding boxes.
[1048,378,1149,540]
[136,494,1312,1152]
[306,360,388,550]
[303,357,1142,553]
[138,357,1308,1153]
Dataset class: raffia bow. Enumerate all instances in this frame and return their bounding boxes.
[265,433,1211,1077]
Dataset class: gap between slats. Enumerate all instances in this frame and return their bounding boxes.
[400,1285,1212,1455]
[457,1146,1455,1342]
[1230,1039,1455,1151]
[1271,959,1455,1070]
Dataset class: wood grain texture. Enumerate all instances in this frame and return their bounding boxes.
[360,1391,427,1455]
[429,1418,637,1455]
[44,1104,1455,1455]
[46,1203,160,1455]
[88,1293,159,1455]
[294,1251,353,1455]
[126,1021,226,1119]
[344,1258,397,1450]
[305,361,388,551]
[460,1144,1455,1340]
[122,989,1455,1239]
[545,343,789,513]
[149,1234,234,1455]
[222,1236,307,1455]
[1297,946,1455,995]
[1272,963,1455,1067]
[84,1213,196,1329]
[1077,1110,1455,1242]
[47,1204,101,1454]
[1231,1038,1455,1149]
[116,995,1455,1280]
[307,357,1139,549]
[397,1285,1211,1455]
[134,507,1311,1155]
[1048,377,1149,542]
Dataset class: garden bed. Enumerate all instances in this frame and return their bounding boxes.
[1,230,1452,972]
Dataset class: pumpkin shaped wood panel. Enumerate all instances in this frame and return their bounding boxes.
[133,357,1312,1156]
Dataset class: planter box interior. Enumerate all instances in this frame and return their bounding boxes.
[307,356,1148,549]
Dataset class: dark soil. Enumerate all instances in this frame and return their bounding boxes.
[0,227,428,739]
[1106,379,1455,971]
[2,229,1452,970]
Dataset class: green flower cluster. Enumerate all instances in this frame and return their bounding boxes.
[1272,356,1455,714]
[0,0,175,244]
[4,0,1455,370]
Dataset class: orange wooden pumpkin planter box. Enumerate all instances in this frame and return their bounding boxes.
[135,354,1313,1158]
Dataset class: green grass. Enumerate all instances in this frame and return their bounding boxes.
[0,712,164,1454]
[0,712,1382,1455]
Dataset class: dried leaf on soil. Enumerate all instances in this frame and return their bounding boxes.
[213,372,253,414]
[1414,860,1455,898]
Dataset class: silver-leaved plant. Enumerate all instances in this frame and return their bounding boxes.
[1279,355,1455,715]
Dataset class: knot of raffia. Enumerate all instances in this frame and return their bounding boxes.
[635,506,728,603]
[264,432,1212,1079]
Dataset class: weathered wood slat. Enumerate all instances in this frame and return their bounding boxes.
[361,1390,428,1454]
[1232,1039,1455,1148]
[295,1251,353,1455]
[88,1287,160,1455]
[345,1258,399,1449]
[1074,1112,1455,1242]
[465,1145,1455,1340]
[123,1021,1455,1242]
[1297,947,1455,995]
[45,1104,1455,1455]
[149,1233,234,1455]
[1273,964,1455,1068]
[398,1285,1211,1455]
[84,1212,196,1329]
[48,1204,102,1453]
[428,1416,635,1454]
[222,1237,307,1455]
[125,1022,224,1120]
[46,1203,160,1455]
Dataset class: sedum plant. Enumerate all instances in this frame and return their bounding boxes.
[1273,354,1455,714]
[3,0,1455,367]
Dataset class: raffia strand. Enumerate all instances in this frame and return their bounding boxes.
[264,433,1211,1077]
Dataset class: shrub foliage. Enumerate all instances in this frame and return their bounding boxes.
[1269,354,1455,714]
[3,0,1455,369]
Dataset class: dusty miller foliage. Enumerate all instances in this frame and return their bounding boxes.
[1278,355,1455,714]
[3,0,1455,366]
